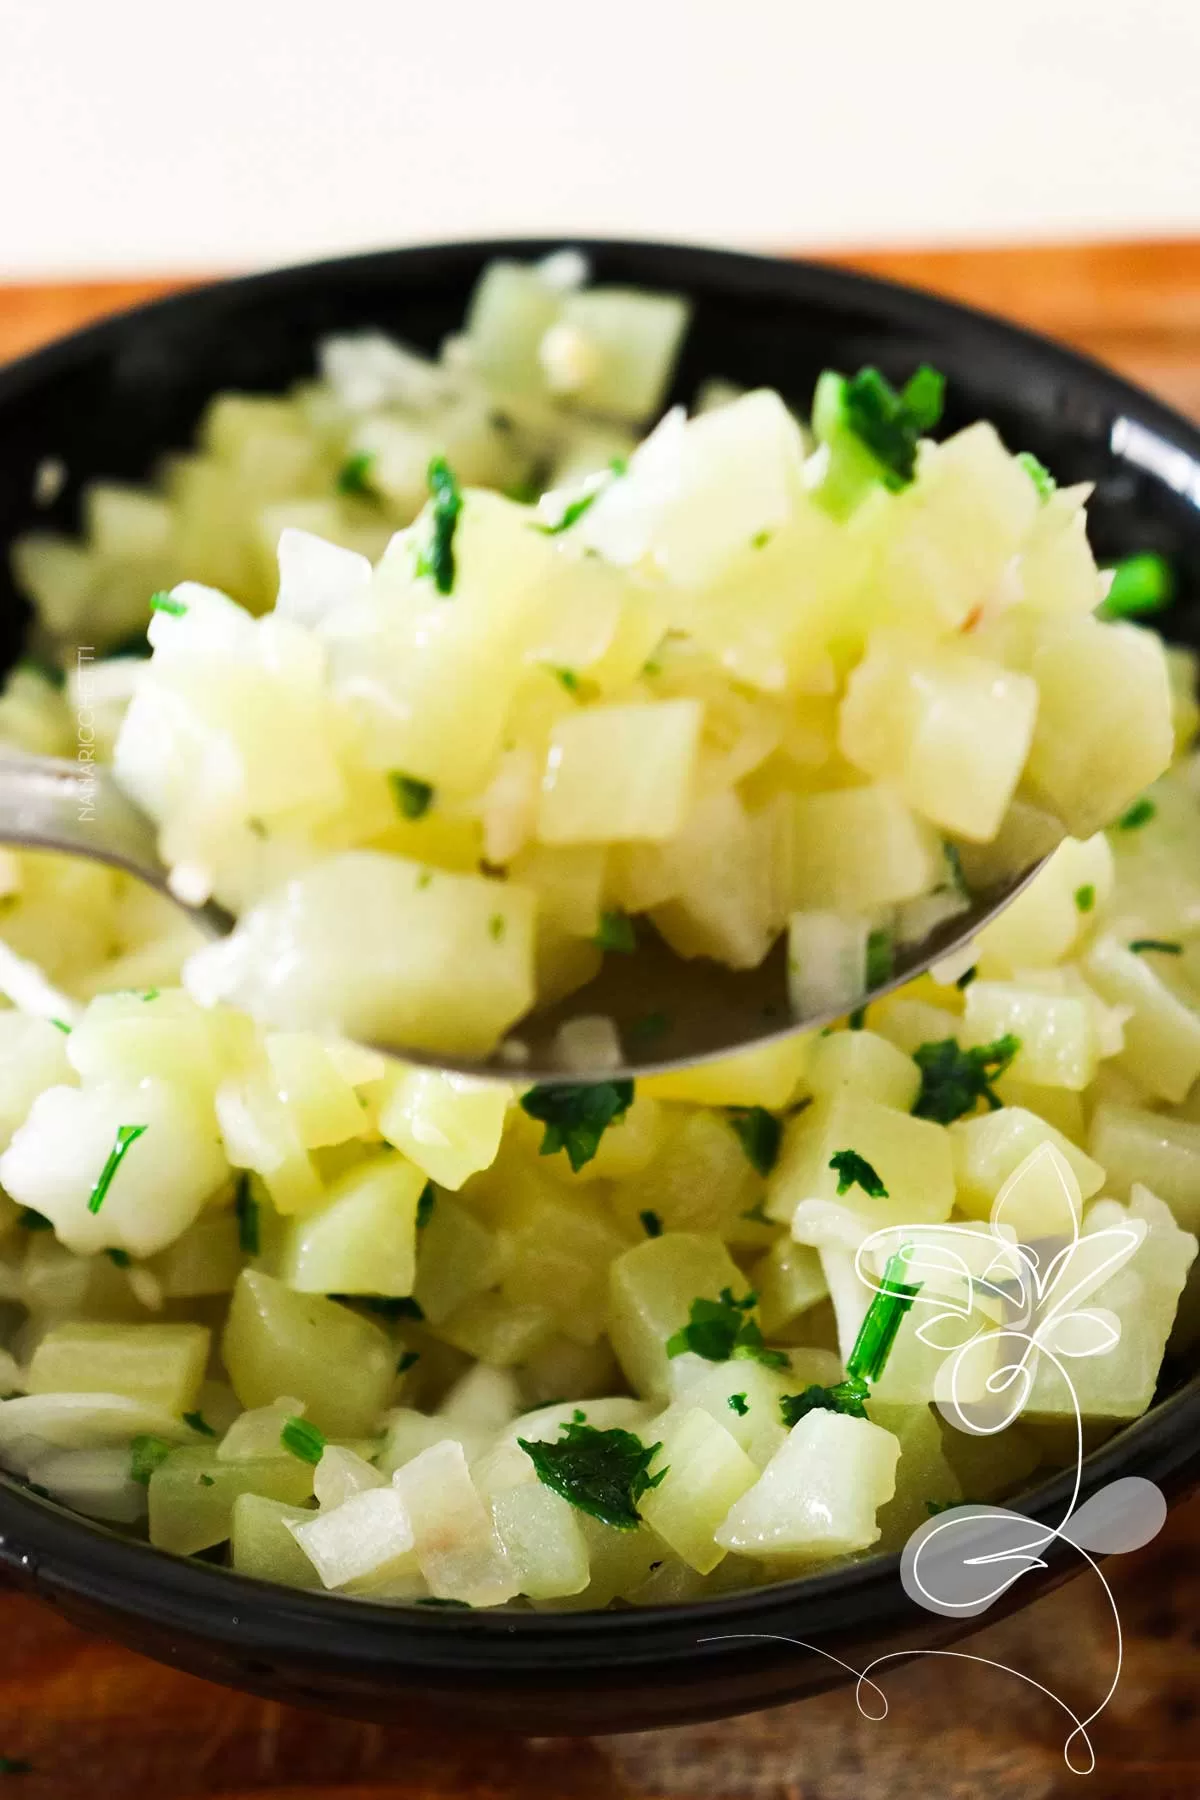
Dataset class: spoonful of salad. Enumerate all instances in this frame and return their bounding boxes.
[5,282,1174,1084]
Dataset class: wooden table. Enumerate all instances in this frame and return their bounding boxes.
[1,239,1199,1798]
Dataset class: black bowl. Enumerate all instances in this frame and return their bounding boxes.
[0,240,1198,1735]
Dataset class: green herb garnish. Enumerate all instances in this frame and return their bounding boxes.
[552,667,581,694]
[49,1018,71,1034]
[1129,938,1183,955]
[955,965,978,991]
[149,591,187,617]
[518,1419,665,1530]
[847,1006,867,1031]
[234,1173,260,1257]
[841,364,945,489]
[519,1080,634,1173]
[728,1393,749,1417]
[593,910,637,953]
[416,1181,436,1229]
[488,913,506,943]
[538,491,600,535]
[911,1035,1020,1124]
[779,1378,869,1428]
[943,841,970,899]
[865,928,894,990]
[1016,451,1056,501]
[389,772,434,820]
[105,1248,131,1268]
[727,1107,781,1178]
[1117,797,1157,831]
[846,1248,922,1383]
[1100,552,1175,620]
[182,1411,216,1438]
[740,1198,771,1226]
[639,1208,663,1238]
[130,1436,174,1485]
[333,1294,425,1321]
[416,456,463,595]
[666,1288,787,1370]
[336,451,378,498]
[281,1417,327,1465]
[86,1124,147,1215]
[1075,884,1096,914]
[397,1350,421,1375]
[17,1209,53,1231]
[199,1473,215,1487]
[828,1149,889,1199]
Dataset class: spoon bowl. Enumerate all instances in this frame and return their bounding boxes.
[0,748,1049,1078]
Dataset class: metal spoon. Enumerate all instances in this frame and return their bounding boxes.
[0,749,1050,1081]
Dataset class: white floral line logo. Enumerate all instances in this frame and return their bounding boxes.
[703,1143,1167,1776]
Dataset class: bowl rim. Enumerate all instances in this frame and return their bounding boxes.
[1,234,1199,1670]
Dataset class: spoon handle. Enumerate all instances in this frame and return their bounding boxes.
[0,751,166,881]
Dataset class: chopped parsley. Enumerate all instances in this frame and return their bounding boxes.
[727,1107,782,1178]
[1129,938,1183,955]
[199,1473,215,1487]
[841,364,945,489]
[130,1435,174,1485]
[1075,884,1096,914]
[234,1173,260,1257]
[416,456,463,595]
[608,456,628,477]
[416,1181,437,1229]
[911,1034,1020,1124]
[17,1209,53,1231]
[1016,451,1056,501]
[336,450,378,498]
[593,910,637,953]
[488,913,506,943]
[86,1123,148,1215]
[1100,552,1175,620]
[943,841,970,899]
[847,1006,867,1031]
[389,772,434,820]
[1117,797,1157,831]
[552,667,581,694]
[955,965,978,991]
[105,1248,131,1268]
[49,1018,71,1034]
[639,1208,663,1238]
[666,1288,787,1370]
[828,1149,888,1199]
[519,1080,634,1173]
[397,1350,421,1375]
[518,1418,665,1530]
[728,1392,749,1417]
[281,1417,327,1465]
[538,491,601,535]
[183,1411,216,1437]
[865,928,894,990]
[334,1294,425,1321]
[740,1198,771,1226]
[846,1248,922,1383]
[149,591,187,617]
[751,530,771,549]
[780,1378,869,1428]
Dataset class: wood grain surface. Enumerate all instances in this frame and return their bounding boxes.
[1,238,1199,1798]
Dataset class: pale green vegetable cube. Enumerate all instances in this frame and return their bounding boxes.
[557,287,689,421]
[662,1358,791,1468]
[714,1411,900,1559]
[1024,617,1173,837]
[787,784,942,912]
[0,1013,73,1152]
[231,1493,322,1588]
[391,1438,518,1605]
[536,700,702,845]
[151,1208,243,1298]
[289,1484,416,1590]
[870,1401,963,1550]
[1089,1103,1200,1231]
[974,835,1113,974]
[640,1406,759,1572]
[378,1066,510,1190]
[752,1238,828,1337]
[950,1107,1104,1223]
[1026,1185,1197,1419]
[938,1414,1040,1502]
[640,1037,811,1111]
[839,632,1037,840]
[26,1322,210,1415]
[222,1269,394,1436]
[218,1396,304,1462]
[607,1232,745,1400]
[280,1149,424,1297]
[149,1446,314,1555]
[439,1364,521,1433]
[188,853,536,1061]
[489,1480,591,1599]
[264,1032,366,1149]
[377,1408,488,1475]
[613,1110,758,1240]
[412,1194,505,1325]
[313,1445,386,1510]
[769,1091,954,1233]
[785,911,868,1020]
[535,1515,663,1611]
[214,1071,323,1216]
[65,988,247,1092]
[437,1293,557,1367]
[463,259,563,394]
[1082,934,1200,1103]
[649,788,780,970]
[962,981,1097,1091]
[806,1029,920,1112]
[498,1183,628,1346]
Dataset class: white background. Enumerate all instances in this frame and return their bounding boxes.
[2,0,1198,277]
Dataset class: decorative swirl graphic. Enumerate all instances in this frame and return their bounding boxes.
[702,1143,1168,1775]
